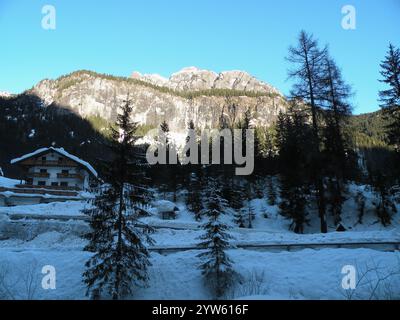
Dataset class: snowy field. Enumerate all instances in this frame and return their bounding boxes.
[0,242,399,300]
[0,179,399,300]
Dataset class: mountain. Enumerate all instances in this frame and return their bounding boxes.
[30,68,288,132]
[130,66,281,94]
[0,91,13,98]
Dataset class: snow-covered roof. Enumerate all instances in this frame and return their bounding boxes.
[152,200,178,212]
[10,147,98,177]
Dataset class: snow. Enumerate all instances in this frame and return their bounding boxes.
[0,201,88,217]
[0,238,398,299]
[152,200,178,213]
[0,178,399,299]
[28,129,36,138]
[0,176,20,188]
[10,147,98,177]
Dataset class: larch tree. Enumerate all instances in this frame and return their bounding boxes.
[286,30,328,232]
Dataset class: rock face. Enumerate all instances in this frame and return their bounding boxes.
[31,69,288,132]
[130,66,280,94]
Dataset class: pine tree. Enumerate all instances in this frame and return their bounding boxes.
[197,178,236,299]
[286,30,328,233]
[379,43,400,148]
[82,96,154,300]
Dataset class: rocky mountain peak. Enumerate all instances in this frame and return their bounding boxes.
[29,69,287,133]
[131,66,280,95]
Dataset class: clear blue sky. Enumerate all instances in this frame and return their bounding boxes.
[0,0,399,114]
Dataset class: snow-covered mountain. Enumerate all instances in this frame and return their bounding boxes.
[0,91,13,98]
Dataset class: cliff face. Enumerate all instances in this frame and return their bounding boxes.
[31,68,288,132]
[131,66,281,94]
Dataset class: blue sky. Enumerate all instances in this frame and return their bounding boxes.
[0,0,399,114]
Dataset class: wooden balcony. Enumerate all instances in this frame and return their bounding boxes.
[15,184,81,191]
[57,173,83,179]
[30,172,50,178]
[19,159,78,167]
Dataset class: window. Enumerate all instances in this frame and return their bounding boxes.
[58,157,63,164]
[40,169,47,173]
[61,169,69,174]
[60,182,69,187]
[41,156,46,162]
[51,182,58,187]
[37,181,46,186]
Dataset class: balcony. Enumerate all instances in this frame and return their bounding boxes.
[19,159,78,167]
[57,173,82,179]
[30,172,50,178]
[13,184,80,193]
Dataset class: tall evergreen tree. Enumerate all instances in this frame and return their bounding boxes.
[276,106,313,233]
[82,96,154,300]
[286,30,328,232]
[379,43,400,148]
[320,56,353,225]
[197,179,236,299]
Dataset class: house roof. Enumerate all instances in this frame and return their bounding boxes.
[10,147,98,177]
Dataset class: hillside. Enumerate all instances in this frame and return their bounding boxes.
[0,68,393,179]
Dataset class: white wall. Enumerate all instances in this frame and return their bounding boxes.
[28,152,88,189]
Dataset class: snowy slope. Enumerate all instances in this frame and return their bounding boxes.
[0,176,20,188]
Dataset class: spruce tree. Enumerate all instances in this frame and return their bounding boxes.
[276,106,313,233]
[197,178,236,299]
[379,43,400,148]
[82,96,154,300]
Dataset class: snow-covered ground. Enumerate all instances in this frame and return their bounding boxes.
[0,181,399,300]
[0,241,399,299]
[0,176,20,188]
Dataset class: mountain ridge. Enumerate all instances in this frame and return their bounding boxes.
[130,66,281,95]
[28,68,288,133]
